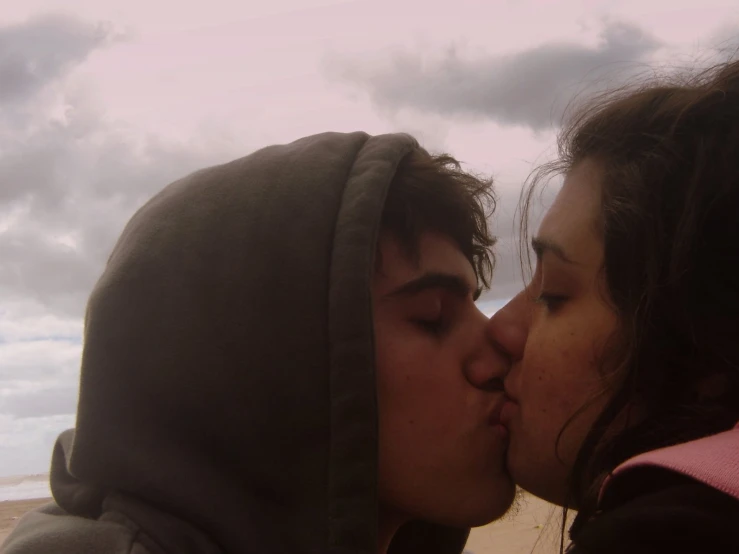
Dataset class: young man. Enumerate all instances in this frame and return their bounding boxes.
[2,132,514,554]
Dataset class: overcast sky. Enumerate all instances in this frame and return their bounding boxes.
[1,0,738,477]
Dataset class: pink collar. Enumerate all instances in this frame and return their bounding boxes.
[599,422,739,504]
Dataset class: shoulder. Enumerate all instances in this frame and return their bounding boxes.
[572,424,739,554]
[571,472,739,554]
[601,423,739,503]
[1,502,151,554]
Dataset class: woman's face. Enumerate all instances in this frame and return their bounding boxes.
[488,159,620,506]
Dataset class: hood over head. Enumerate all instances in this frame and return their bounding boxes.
[42,132,469,554]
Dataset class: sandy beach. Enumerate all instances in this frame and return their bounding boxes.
[466,493,571,554]
[0,492,567,552]
[0,498,50,545]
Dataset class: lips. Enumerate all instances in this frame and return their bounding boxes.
[487,399,510,442]
[499,397,519,427]
[488,399,505,427]
[503,379,519,403]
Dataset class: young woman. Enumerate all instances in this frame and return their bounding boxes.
[489,60,739,553]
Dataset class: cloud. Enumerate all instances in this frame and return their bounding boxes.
[0,336,81,382]
[0,119,226,315]
[0,383,79,419]
[0,317,81,420]
[0,300,82,343]
[0,15,237,318]
[327,21,662,131]
[0,14,121,106]
[0,413,75,475]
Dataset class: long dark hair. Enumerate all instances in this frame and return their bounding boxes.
[521,60,739,543]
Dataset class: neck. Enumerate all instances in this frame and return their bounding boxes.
[378,505,409,554]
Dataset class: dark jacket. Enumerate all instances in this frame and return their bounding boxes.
[1,132,469,554]
[570,423,739,553]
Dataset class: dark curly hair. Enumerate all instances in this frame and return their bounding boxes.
[381,148,497,289]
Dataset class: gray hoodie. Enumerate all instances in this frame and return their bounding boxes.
[2,132,469,554]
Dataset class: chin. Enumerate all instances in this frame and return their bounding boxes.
[507,455,567,506]
[473,486,517,526]
[438,479,517,528]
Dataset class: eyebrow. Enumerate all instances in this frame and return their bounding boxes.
[384,272,482,301]
[531,237,577,264]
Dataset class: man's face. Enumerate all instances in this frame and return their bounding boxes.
[372,231,514,529]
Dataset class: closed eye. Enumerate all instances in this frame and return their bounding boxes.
[534,293,568,312]
[412,318,446,336]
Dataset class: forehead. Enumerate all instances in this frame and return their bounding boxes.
[373,231,477,292]
[538,160,603,258]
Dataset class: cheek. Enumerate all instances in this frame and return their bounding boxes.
[374,330,470,459]
[521,329,606,422]
[375,338,452,426]
[375,330,424,389]
[374,314,455,395]
[376,330,425,416]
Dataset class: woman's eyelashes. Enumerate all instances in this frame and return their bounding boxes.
[532,264,571,312]
[534,292,568,312]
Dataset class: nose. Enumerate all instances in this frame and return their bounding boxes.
[487,290,529,362]
[464,306,510,391]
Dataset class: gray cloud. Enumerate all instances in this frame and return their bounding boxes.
[0,15,236,317]
[0,413,75,475]
[0,118,225,315]
[0,384,78,418]
[328,21,662,130]
[0,14,119,105]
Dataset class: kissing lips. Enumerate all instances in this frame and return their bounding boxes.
[488,401,509,441]
[499,397,519,428]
